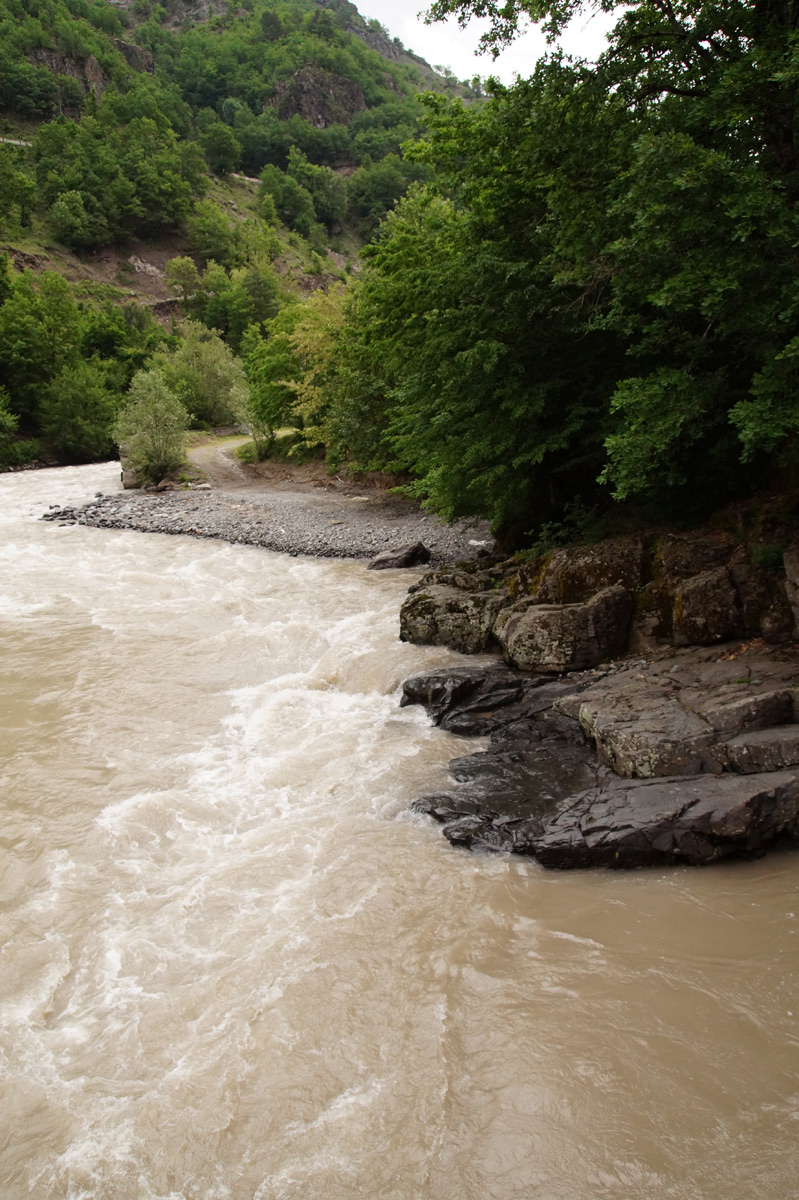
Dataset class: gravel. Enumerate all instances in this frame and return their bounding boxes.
[41,486,495,566]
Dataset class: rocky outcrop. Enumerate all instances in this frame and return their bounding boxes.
[400,531,795,662]
[404,648,799,868]
[494,584,633,672]
[533,772,799,868]
[111,39,155,73]
[400,585,507,653]
[29,49,108,99]
[270,68,366,128]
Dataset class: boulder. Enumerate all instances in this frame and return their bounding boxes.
[672,567,743,645]
[530,771,799,868]
[399,584,507,653]
[653,532,733,580]
[534,538,646,604]
[368,541,430,570]
[496,585,633,672]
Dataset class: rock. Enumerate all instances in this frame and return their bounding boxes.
[496,585,633,672]
[368,541,431,570]
[270,67,366,127]
[673,567,743,645]
[691,688,795,737]
[576,690,717,778]
[121,465,141,489]
[404,648,799,868]
[400,665,526,733]
[534,538,646,604]
[716,726,799,773]
[654,532,733,580]
[399,584,507,652]
[530,771,799,868]
[784,543,799,636]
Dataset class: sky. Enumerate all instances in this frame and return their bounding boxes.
[352,1,616,84]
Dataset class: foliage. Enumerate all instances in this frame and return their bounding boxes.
[186,198,242,266]
[113,367,189,483]
[39,358,119,462]
[241,305,304,455]
[156,319,248,427]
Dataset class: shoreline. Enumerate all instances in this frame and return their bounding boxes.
[41,483,495,566]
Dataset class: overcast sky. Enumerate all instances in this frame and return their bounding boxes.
[352,1,615,84]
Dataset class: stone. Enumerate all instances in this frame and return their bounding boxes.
[691,688,795,737]
[715,726,799,773]
[530,771,799,868]
[399,584,507,653]
[784,543,799,636]
[577,692,717,778]
[672,567,743,645]
[654,532,733,580]
[534,538,646,604]
[368,541,431,570]
[497,585,633,673]
[121,465,141,489]
[270,67,366,127]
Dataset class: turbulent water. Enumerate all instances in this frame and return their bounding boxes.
[1,464,798,1200]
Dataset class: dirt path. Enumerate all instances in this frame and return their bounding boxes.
[185,435,252,490]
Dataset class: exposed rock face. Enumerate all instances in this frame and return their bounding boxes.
[111,39,155,74]
[495,584,633,672]
[270,68,366,128]
[673,567,743,644]
[367,542,430,570]
[400,585,508,654]
[348,26,403,60]
[400,531,794,660]
[404,649,799,868]
[533,772,799,868]
[784,543,799,636]
[29,49,108,99]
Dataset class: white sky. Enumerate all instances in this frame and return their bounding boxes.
[353,1,616,84]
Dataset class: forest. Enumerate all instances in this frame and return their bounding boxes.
[1,0,797,547]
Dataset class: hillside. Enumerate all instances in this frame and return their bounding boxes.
[0,0,481,473]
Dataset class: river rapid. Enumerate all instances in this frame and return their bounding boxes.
[1,464,798,1200]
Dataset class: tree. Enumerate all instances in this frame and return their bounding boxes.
[165,255,203,305]
[186,199,242,267]
[200,121,241,176]
[242,305,304,456]
[113,368,189,484]
[157,320,248,427]
[39,359,119,462]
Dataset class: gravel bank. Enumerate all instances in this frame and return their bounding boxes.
[42,486,495,565]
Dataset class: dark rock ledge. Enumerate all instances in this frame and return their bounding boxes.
[402,655,799,868]
[400,530,799,868]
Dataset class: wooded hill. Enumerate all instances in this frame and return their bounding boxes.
[1,0,797,551]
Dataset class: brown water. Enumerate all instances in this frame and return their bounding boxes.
[1,464,798,1200]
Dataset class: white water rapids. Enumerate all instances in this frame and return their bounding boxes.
[1,464,798,1200]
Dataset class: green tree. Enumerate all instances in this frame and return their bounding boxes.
[113,368,189,484]
[39,358,119,462]
[200,120,241,176]
[158,320,248,426]
[186,199,242,267]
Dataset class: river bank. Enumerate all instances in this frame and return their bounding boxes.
[38,464,799,870]
[42,482,493,565]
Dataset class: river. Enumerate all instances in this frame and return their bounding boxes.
[1,463,797,1200]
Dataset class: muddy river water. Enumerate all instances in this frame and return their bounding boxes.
[1,464,797,1200]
